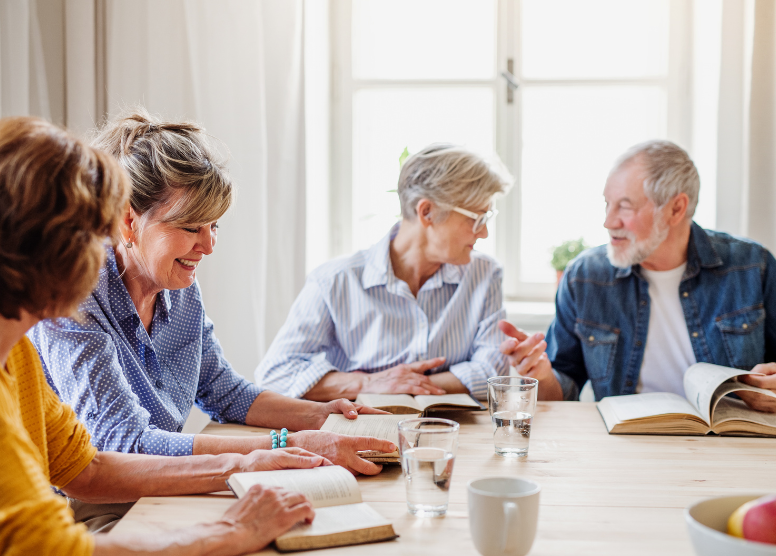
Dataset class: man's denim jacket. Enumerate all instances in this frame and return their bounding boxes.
[547,222,776,401]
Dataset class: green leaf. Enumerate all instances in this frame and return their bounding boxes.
[550,238,590,271]
[398,146,410,168]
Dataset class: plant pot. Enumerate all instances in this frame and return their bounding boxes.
[556,269,564,285]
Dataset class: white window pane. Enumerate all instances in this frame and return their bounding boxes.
[352,0,496,80]
[520,86,667,283]
[521,0,670,79]
[352,87,496,254]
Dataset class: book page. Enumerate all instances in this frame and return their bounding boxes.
[711,396,776,429]
[355,393,420,412]
[277,502,391,540]
[320,413,414,446]
[603,392,702,422]
[414,393,482,411]
[683,363,750,422]
[229,466,361,508]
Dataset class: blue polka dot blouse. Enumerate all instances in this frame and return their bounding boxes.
[28,247,263,456]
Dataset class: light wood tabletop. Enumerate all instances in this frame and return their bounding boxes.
[110,402,774,555]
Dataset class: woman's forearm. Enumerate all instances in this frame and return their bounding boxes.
[192,433,270,455]
[62,451,244,504]
[245,390,333,430]
[94,522,247,556]
[301,371,366,402]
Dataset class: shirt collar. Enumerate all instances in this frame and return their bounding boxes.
[104,246,172,326]
[614,220,722,280]
[361,222,466,291]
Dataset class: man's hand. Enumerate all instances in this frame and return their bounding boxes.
[241,447,330,472]
[360,358,447,396]
[223,485,315,554]
[498,320,563,401]
[288,431,396,475]
[737,363,776,413]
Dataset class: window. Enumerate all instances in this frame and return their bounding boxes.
[315,0,711,300]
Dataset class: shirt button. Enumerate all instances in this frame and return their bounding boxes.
[176,425,183,432]
[692,332,699,338]
[155,380,163,388]
[682,292,689,298]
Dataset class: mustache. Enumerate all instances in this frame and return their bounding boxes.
[608,230,635,241]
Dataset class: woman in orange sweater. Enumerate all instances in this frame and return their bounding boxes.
[0,117,320,555]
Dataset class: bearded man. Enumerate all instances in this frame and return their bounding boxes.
[500,140,776,411]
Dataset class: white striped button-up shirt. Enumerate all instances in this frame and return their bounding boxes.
[255,225,509,399]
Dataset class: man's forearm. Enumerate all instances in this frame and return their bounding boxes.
[301,371,365,402]
[62,451,244,504]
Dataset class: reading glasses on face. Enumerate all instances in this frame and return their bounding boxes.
[451,207,498,234]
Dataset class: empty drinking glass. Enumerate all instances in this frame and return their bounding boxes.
[487,376,538,457]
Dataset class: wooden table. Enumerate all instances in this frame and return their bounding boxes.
[111,402,774,555]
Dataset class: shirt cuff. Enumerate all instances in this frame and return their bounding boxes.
[553,369,579,401]
[448,362,496,401]
[214,382,264,424]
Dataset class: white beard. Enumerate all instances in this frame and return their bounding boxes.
[606,216,669,269]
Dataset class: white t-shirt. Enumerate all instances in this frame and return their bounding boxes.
[637,262,696,397]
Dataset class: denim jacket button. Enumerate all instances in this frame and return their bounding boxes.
[682,292,689,298]
[635,340,642,347]
[588,335,595,342]
[692,331,699,338]
[626,380,633,387]
[742,323,749,329]
[640,300,647,307]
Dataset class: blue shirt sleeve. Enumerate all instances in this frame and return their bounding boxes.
[195,312,263,423]
[762,248,776,364]
[546,270,584,400]
[448,265,510,400]
[255,279,339,398]
[28,318,196,456]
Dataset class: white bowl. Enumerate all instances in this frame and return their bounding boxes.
[685,494,776,556]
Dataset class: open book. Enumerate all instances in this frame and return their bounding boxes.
[355,393,485,415]
[598,362,776,436]
[226,466,397,552]
[320,413,417,463]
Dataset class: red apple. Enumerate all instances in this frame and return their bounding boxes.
[728,495,776,544]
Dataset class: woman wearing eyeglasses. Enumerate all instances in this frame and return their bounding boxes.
[256,143,532,401]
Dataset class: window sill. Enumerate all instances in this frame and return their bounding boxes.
[504,300,556,334]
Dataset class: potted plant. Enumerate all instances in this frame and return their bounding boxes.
[551,238,589,284]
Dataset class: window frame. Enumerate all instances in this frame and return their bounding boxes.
[329,0,693,301]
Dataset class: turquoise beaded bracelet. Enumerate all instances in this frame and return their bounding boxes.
[270,428,288,449]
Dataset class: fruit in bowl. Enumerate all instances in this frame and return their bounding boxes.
[686,495,776,556]
[728,495,776,544]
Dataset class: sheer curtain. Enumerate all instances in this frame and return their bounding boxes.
[104,0,306,380]
[0,0,50,119]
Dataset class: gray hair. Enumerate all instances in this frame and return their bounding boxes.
[612,140,700,218]
[398,143,513,221]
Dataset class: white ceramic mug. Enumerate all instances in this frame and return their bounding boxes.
[467,477,541,556]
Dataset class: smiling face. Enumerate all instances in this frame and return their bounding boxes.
[603,158,669,268]
[122,189,218,292]
[426,202,491,265]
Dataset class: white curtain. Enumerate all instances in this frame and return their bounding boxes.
[716,0,776,252]
[104,0,306,380]
[0,0,50,119]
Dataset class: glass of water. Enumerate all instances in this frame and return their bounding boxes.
[398,418,459,517]
[487,376,538,457]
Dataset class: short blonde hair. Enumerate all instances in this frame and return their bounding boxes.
[91,107,232,232]
[0,117,129,319]
[398,143,513,221]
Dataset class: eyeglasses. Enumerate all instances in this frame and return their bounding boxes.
[451,207,498,233]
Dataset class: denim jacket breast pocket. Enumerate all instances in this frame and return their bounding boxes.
[574,320,619,382]
[715,304,766,370]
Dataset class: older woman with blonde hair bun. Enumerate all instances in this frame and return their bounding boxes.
[257,143,551,401]
[30,108,393,483]
[0,116,321,556]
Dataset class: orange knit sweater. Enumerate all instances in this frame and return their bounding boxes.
[0,336,96,555]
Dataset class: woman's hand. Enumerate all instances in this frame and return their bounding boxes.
[288,431,396,475]
[241,447,330,472]
[737,363,776,413]
[223,485,315,554]
[360,358,448,396]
